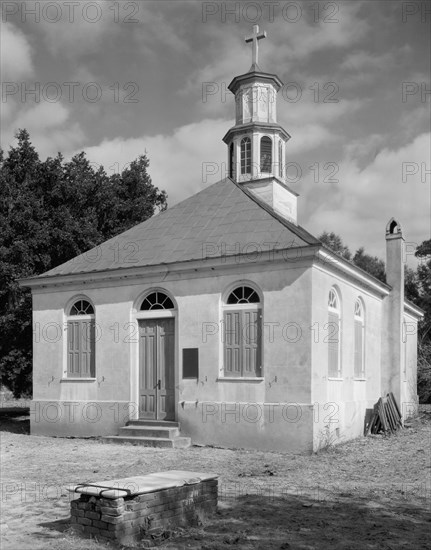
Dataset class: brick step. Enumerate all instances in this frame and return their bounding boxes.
[102,435,191,448]
[127,420,179,428]
[119,426,180,438]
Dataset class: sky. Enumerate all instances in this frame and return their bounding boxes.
[1,0,430,264]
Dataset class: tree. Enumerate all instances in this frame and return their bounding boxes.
[0,130,167,397]
[415,239,431,402]
[318,231,352,260]
[415,239,431,343]
[318,232,386,282]
[404,266,420,303]
[352,247,386,284]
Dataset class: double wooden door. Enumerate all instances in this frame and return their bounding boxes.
[138,319,175,420]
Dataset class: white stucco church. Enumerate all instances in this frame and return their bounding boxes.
[21,26,423,452]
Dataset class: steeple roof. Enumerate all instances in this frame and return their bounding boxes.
[34,178,320,279]
[227,69,283,94]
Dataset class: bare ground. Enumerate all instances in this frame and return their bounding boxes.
[0,406,430,550]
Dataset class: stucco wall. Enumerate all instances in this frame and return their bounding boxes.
[29,254,420,448]
[30,257,314,447]
[310,262,384,450]
[401,311,419,418]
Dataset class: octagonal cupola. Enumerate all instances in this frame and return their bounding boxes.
[223,25,298,224]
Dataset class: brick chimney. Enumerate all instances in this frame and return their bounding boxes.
[382,218,404,411]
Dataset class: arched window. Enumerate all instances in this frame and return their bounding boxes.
[386,217,402,235]
[229,142,234,179]
[67,298,95,378]
[260,136,272,173]
[70,300,94,315]
[227,286,260,304]
[141,292,174,311]
[223,285,262,378]
[354,299,365,378]
[327,288,341,378]
[240,137,251,174]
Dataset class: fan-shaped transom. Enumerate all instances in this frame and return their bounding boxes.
[141,292,174,310]
[70,300,94,316]
[354,299,363,318]
[227,286,260,305]
[328,288,339,310]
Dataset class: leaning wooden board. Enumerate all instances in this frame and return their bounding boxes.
[366,392,402,435]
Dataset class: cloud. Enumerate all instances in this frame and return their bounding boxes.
[2,102,85,159]
[0,22,34,80]
[132,3,191,56]
[340,50,395,72]
[13,102,69,129]
[304,132,430,261]
[32,0,115,58]
[75,118,228,205]
[183,2,370,98]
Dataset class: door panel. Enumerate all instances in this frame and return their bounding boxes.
[139,319,175,420]
[139,321,157,418]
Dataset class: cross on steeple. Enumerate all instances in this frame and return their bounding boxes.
[245,25,267,70]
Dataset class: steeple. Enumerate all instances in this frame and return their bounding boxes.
[223,25,298,224]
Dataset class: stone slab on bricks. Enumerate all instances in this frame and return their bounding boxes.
[66,470,218,500]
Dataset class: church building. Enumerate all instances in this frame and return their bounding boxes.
[20,26,423,452]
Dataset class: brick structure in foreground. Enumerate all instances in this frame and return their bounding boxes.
[68,471,218,545]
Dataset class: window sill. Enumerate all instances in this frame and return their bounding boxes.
[217,377,264,382]
[60,378,96,382]
[354,378,367,381]
[327,377,344,381]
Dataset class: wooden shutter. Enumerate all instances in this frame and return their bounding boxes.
[67,321,80,376]
[81,320,95,377]
[67,320,95,377]
[224,309,261,377]
[327,312,340,377]
[354,319,363,378]
[243,310,261,376]
[224,311,241,377]
[260,137,272,172]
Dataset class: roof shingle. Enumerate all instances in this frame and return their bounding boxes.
[38,178,320,278]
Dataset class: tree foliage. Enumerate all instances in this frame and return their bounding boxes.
[0,130,167,397]
[415,239,431,343]
[414,239,431,402]
[352,247,386,284]
[319,231,352,261]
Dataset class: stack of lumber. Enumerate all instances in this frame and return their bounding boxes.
[367,392,402,435]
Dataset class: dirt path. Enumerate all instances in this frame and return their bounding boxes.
[1,408,430,549]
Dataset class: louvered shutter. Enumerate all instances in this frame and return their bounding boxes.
[81,320,95,377]
[354,319,363,378]
[67,321,80,376]
[224,311,241,377]
[243,310,261,376]
[328,312,340,377]
[67,320,95,377]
